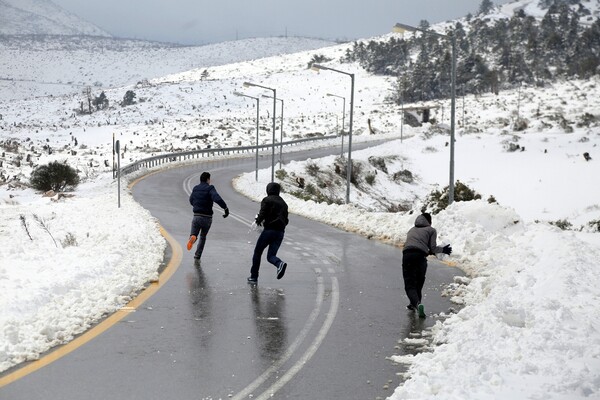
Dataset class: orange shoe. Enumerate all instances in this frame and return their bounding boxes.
[186,235,197,251]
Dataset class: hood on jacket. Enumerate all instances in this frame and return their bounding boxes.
[414,213,432,228]
[266,182,281,196]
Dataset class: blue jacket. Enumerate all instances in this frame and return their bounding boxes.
[189,182,227,215]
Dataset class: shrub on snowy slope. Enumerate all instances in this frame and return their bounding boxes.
[422,181,484,214]
[30,161,80,192]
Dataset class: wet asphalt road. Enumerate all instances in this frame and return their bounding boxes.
[0,142,460,399]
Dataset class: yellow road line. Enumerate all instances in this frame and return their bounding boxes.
[0,178,182,388]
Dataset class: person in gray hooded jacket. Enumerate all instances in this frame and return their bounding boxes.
[402,212,451,317]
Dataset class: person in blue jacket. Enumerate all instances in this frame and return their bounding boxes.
[187,171,229,262]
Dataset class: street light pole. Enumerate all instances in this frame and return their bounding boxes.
[279,98,283,168]
[449,33,456,204]
[244,82,277,182]
[233,91,260,181]
[263,95,284,169]
[393,22,456,205]
[326,93,346,157]
[312,64,354,204]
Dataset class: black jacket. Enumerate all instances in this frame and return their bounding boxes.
[256,182,288,231]
[189,182,227,215]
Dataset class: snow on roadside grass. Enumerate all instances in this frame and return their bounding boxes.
[0,173,165,372]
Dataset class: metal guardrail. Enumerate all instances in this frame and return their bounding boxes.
[120,135,337,176]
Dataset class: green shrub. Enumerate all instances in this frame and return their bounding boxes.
[30,161,80,192]
[122,90,136,106]
[61,232,78,247]
[306,162,320,176]
[365,173,376,185]
[289,183,341,205]
[368,156,387,173]
[307,54,332,69]
[304,183,318,196]
[275,169,288,180]
[577,113,597,128]
[423,180,482,214]
[333,157,361,184]
[393,169,414,183]
[513,118,529,131]
[550,219,572,230]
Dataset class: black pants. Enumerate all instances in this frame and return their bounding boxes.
[250,229,285,279]
[402,250,428,308]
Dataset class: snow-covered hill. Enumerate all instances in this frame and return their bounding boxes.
[0,35,336,102]
[0,0,110,36]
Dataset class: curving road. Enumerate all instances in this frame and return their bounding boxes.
[0,141,460,400]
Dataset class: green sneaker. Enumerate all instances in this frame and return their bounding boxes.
[418,304,426,318]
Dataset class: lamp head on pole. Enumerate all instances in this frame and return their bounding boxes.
[234,91,258,100]
[311,64,326,72]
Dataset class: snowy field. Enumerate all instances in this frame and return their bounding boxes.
[2,12,600,400]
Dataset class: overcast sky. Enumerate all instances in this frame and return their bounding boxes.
[52,0,511,45]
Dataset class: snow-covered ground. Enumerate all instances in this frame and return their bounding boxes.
[235,122,600,399]
[2,5,600,398]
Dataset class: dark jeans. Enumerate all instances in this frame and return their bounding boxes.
[190,215,213,258]
[250,229,285,279]
[402,250,428,308]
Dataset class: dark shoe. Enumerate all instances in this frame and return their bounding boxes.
[418,304,426,318]
[187,235,197,251]
[406,304,416,311]
[247,276,258,284]
[276,262,287,280]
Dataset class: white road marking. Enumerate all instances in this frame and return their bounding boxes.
[184,170,341,399]
[231,276,326,400]
[255,277,340,400]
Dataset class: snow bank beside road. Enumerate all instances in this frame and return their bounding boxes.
[0,174,166,372]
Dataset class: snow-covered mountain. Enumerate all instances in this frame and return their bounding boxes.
[0,35,336,102]
[0,0,110,36]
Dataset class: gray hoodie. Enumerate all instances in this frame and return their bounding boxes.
[403,214,445,255]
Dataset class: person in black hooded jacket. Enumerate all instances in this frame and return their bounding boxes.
[248,182,289,283]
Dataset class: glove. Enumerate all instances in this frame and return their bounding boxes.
[223,208,229,218]
[255,218,262,227]
[442,244,452,255]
